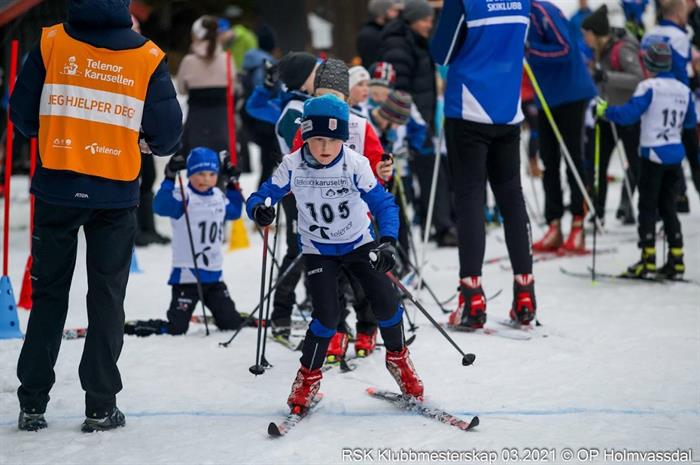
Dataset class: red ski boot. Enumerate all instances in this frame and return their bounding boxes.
[533,220,562,252]
[325,332,349,364]
[287,366,323,411]
[509,274,537,325]
[448,277,486,329]
[355,330,377,358]
[385,347,424,399]
[560,215,585,254]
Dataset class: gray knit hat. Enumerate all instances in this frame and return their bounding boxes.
[403,0,433,23]
[368,0,396,18]
[314,58,350,98]
[378,89,413,125]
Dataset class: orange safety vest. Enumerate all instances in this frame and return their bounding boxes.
[38,24,165,181]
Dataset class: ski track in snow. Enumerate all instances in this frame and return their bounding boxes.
[1,152,699,465]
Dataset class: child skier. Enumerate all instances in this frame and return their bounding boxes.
[288,58,393,361]
[125,147,245,336]
[596,42,695,278]
[247,94,423,411]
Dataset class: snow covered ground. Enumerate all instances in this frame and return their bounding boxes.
[1,151,699,465]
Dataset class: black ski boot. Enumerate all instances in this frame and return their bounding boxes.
[81,407,126,433]
[124,319,168,337]
[271,319,291,342]
[448,277,486,329]
[18,411,47,431]
[657,247,684,280]
[622,247,656,278]
[509,274,536,325]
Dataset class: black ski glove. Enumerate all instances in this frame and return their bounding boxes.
[220,151,241,187]
[369,238,398,273]
[164,154,186,180]
[253,203,276,227]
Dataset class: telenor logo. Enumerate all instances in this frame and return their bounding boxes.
[84,143,121,157]
[61,56,80,76]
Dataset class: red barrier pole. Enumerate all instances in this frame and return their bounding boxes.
[18,138,37,310]
[3,40,18,277]
[225,51,237,166]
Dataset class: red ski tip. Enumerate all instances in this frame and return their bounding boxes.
[366,387,376,395]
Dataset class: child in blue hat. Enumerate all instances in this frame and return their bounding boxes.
[125,147,246,336]
[247,94,424,413]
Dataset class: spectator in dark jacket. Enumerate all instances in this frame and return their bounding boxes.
[381,0,437,132]
[10,0,182,433]
[357,0,402,68]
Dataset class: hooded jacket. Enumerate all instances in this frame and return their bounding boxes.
[10,0,182,209]
[597,29,645,105]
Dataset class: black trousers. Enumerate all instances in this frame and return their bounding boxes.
[410,155,455,237]
[271,195,304,325]
[167,282,243,334]
[445,118,533,277]
[538,99,588,222]
[522,100,539,160]
[676,127,700,198]
[638,158,683,248]
[300,244,404,369]
[588,121,640,219]
[337,268,377,334]
[137,153,157,234]
[17,198,136,417]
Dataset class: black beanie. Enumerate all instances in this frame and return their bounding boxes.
[314,58,349,98]
[581,5,610,37]
[256,23,276,53]
[279,52,317,91]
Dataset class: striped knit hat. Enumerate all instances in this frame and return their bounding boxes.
[378,90,412,125]
[368,61,397,88]
[643,41,672,73]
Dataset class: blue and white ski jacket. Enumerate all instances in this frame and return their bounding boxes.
[430,0,529,124]
[642,20,692,85]
[154,179,243,284]
[247,146,399,256]
[605,73,696,165]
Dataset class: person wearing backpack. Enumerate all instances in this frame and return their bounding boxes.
[582,5,646,225]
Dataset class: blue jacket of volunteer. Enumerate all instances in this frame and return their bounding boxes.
[526,0,597,109]
[430,0,530,125]
[9,0,182,209]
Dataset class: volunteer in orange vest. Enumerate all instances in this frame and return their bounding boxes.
[9,0,182,433]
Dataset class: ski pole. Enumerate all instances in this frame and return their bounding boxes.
[219,253,303,347]
[400,297,419,333]
[592,120,601,282]
[382,269,476,366]
[176,174,210,336]
[250,198,272,375]
[391,155,422,271]
[258,203,282,370]
[610,122,637,223]
[524,60,605,233]
[396,242,449,314]
[418,125,446,294]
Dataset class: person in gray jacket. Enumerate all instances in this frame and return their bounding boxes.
[582,4,645,224]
